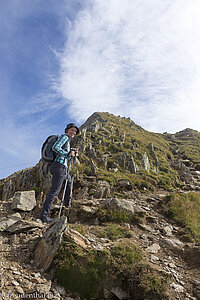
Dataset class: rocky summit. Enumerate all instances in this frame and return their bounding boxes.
[0,112,200,300]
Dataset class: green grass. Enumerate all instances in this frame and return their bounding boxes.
[111,239,142,272]
[55,237,169,299]
[76,112,199,193]
[90,223,133,241]
[95,207,136,224]
[165,192,200,241]
[71,224,85,235]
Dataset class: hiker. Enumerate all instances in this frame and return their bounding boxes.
[39,123,79,223]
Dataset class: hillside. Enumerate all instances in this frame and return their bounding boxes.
[0,112,200,299]
[75,112,200,191]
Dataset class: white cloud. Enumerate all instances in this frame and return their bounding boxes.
[57,0,200,132]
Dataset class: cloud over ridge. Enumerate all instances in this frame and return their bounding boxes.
[57,0,200,133]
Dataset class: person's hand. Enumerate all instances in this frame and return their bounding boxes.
[75,147,78,156]
[69,148,78,157]
[69,150,75,157]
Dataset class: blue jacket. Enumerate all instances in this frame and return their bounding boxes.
[52,134,71,167]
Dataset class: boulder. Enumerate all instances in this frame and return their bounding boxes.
[170,283,184,293]
[103,198,135,214]
[161,238,184,250]
[163,225,173,236]
[11,190,36,211]
[0,213,21,232]
[7,219,44,234]
[146,243,161,254]
[118,179,131,188]
[110,286,129,299]
[66,229,90,249]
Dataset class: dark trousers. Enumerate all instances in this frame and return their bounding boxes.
[40,161,72,219]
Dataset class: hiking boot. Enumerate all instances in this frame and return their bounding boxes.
[64,197,72,208]
[40,216,53,223]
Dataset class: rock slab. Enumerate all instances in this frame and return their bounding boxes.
[34,217,68,271]
[0,213,21,232]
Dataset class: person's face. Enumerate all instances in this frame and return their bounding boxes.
[66,127,77,138]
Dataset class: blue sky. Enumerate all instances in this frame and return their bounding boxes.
[1,0,200,179]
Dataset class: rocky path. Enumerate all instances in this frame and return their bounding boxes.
[0,199,71,300]
[131,193,200,299]
[72,192,200,299]
[0,191,200,300]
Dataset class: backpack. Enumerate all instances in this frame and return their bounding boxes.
[41,135,59,162]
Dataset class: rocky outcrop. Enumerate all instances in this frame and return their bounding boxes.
[79,112,105,133]
[1,160,50,202]
[127,155,139,173]
[172,160,194,184]
[148,142,159,171]
[141,152,150,172]
[34,217,68,271]
[170,142,200,190]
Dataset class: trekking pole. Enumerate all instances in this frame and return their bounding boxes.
[58,160,71,218]
[67,152,77,217]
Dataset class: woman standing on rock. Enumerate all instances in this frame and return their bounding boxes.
[39,123,79,223]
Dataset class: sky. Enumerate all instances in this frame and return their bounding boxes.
[0,0,200,179]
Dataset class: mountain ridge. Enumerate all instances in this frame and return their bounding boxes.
[0,112,200,299]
